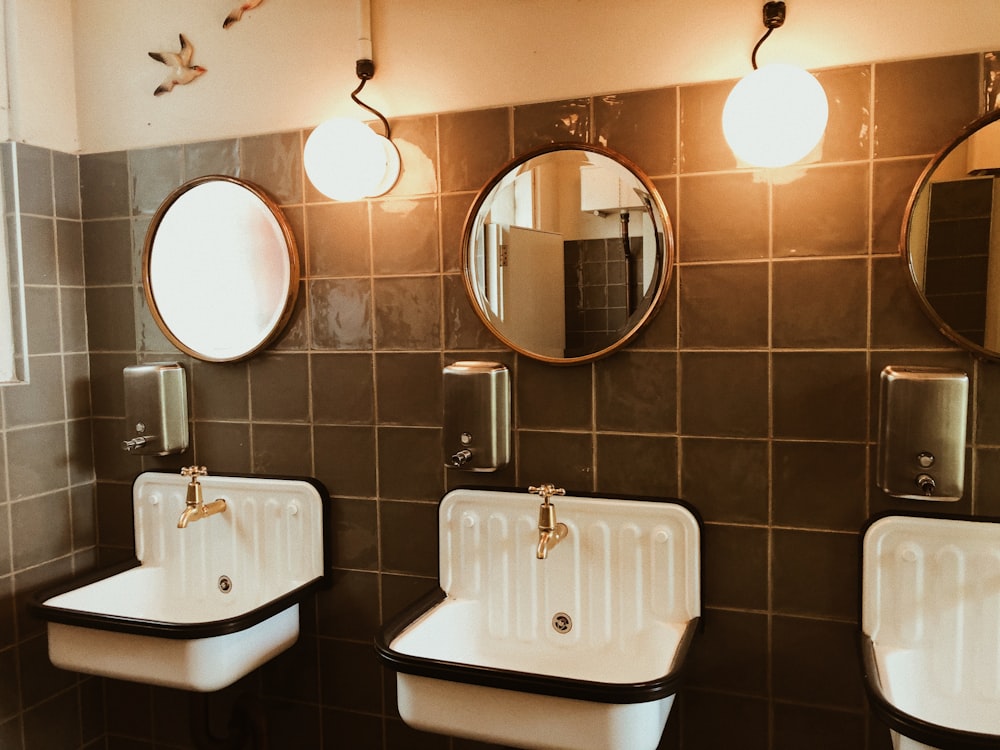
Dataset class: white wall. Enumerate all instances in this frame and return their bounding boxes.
[5,0,78,150]
[7,0,1000,153]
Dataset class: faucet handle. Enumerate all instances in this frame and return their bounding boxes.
[528,484,565,502]
[181,465,208,480]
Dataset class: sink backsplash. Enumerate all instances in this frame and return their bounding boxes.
[438,489,699,647]
[132,472,326,607]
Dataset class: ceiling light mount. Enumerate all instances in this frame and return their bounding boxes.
[356,59,375,81]
[304,0,400,201]
[752,1,787,69]
[348,0,389,139]
[762,1,786,30]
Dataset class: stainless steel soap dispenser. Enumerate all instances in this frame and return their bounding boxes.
[877,365,968,501]
[121,362,189,455]
[443,361,510,472]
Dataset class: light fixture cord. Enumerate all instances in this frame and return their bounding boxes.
[751,1,786,70]
[351,73,392,140]
[750,28,773,70]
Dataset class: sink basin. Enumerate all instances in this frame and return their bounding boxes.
[376,488,701,750]
[861,513,1000,750]
[30,471,330,692]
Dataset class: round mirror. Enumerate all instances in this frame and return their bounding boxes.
[904,108,1000,358]
[143,175,299,362]
[462,144,673,364]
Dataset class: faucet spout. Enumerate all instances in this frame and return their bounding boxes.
[177,498,227,528]
[536,522,568,559]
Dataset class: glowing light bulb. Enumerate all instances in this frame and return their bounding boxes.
[722,63,829,168]
[304,118,401,201]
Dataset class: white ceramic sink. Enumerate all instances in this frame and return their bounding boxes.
[31,471,329,692]
[861,513,1000,750]
[376,488,701,750]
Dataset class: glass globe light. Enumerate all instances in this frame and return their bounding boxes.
[304,118,401,201]
[722,63,829,168]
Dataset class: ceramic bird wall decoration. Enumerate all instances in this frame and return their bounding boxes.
[223,0,266,29]
[148,33,206,96]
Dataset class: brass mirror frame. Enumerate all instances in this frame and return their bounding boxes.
[902,107,1000,360]
[143,175,300,363]
[461,143,674,365]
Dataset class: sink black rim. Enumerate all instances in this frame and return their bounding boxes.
[28,558,327,640]
[375,586,700,705]
[860,634,1000,750]
[27,471,335,641]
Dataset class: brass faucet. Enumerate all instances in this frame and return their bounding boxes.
[177,466,227,528]
[529,483,568,559]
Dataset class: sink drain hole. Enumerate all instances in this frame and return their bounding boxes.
[218,575,233,594]
[551,612,572,634]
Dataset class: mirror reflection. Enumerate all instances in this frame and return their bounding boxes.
[144,176,299,362]
[463,145,672,364]
[905,110,1000,357]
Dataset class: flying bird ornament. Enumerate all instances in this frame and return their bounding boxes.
[148,34,206,96]
[223,0,266,29]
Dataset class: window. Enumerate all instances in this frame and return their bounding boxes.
[0,142,27,384]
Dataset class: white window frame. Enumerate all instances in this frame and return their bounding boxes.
[0,1,26,386]
[0,191,14,381]
[0,141,27,385]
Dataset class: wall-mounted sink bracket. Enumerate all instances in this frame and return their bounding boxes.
[29,470,332,692]
[376,486,702,750]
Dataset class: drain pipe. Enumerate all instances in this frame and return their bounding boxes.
[619,210,634,316]
[190,692,268,750]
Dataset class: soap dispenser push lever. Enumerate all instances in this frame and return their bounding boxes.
[449,445,473,468]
